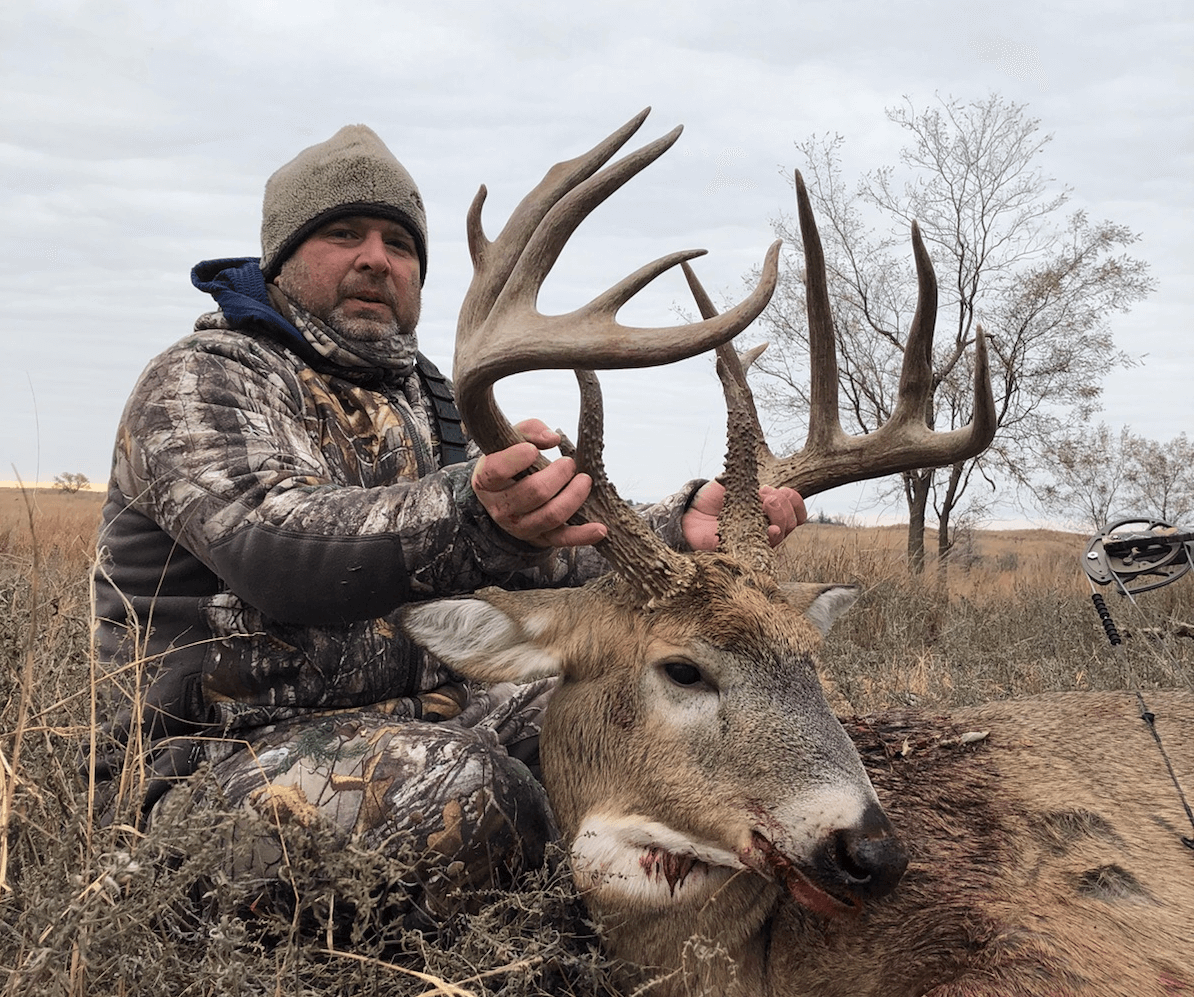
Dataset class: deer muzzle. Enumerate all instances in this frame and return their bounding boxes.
[745,802,908,917]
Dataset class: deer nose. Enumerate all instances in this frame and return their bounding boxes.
[822,802,909,900]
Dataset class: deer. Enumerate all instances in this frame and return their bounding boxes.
[400,110,1194,997]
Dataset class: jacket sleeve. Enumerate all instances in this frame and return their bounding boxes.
[113,332,699,626]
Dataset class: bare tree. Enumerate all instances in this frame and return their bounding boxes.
[750,94,1153,572]
[1123,431,1194,524]
[1039,428,1193,530]
[52,472,90,494]
[1038,423,1133,530]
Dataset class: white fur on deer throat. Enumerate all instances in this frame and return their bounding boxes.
[403,600,559,681]
[571,812,745,908]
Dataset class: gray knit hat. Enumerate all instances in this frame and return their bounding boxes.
[260,124,428,283]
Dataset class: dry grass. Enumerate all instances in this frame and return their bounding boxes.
[778,522,1192,713]
[1,488,1191,995]
[0,488,622,996]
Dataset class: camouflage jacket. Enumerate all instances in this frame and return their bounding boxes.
[92,258,697,814]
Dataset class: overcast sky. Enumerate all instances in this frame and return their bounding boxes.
[2,0,1190,524]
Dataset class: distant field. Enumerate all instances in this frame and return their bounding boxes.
[780,520,1092,596]
[2,485,1187,713]
[1,484,1190,994]
[0,485,104,561]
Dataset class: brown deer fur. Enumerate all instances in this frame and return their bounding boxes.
[772,691,1194,997]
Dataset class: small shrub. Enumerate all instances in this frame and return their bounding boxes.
[52,472,91,494]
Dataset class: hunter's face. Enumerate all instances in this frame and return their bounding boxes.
[275,215,421,342]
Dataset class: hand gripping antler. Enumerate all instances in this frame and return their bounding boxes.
[453,109,781,603]
[681,168,996,550]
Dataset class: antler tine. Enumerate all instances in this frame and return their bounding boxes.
[460,108,653,335]
[893,220,937,427]
[794,170,847,455]
[755,170,997,498]
[898,220,997,452]
[454,109,781,460]
[681,261,774,573]
[569,369,699,603]
[495,125,684,316]
[680,263,776,475]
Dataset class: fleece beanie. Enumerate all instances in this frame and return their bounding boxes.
[260,124,428,283]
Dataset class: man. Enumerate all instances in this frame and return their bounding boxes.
[92,124,804,913]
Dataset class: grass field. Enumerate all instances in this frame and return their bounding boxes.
[1,486,1190,995]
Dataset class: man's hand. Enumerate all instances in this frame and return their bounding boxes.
[682,482,807,551]
[471,419,609,548]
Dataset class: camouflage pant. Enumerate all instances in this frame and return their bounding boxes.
[151,679,560,929]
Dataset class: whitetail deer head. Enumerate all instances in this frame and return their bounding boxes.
[402,111,995,969]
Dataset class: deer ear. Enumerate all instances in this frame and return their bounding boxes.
[400,587,574,685]
[777,583,859,636]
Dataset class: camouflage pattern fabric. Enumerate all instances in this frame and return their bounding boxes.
[152,681,559,923]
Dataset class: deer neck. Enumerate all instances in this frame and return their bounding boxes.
[592,870,781,996]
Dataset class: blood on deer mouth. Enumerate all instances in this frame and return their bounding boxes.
[744,831,861,919]
[638,846,704,896]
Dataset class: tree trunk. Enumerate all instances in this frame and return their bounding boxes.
[935,462,965,588]
[936,502,953,592]
[904,470,932,574]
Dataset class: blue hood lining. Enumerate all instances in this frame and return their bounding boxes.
[190,258,305,349]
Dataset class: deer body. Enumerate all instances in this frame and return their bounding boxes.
[768,690,1194,997]
[408,580,1194,996]
[399,111,1194,995]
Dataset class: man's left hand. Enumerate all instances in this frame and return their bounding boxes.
[682,482,807,551]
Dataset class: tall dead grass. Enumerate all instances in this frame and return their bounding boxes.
[777,523,1193,714]
[1,489,622,996]
[1,490,1191,994]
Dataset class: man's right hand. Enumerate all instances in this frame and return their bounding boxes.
[471,419,609,549]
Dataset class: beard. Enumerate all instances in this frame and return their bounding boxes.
[324,298,416,343]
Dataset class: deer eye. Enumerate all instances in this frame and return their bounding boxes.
[662,660,706,688]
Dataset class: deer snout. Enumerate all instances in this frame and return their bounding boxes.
[818,801,908,902]
[746,800,908,918]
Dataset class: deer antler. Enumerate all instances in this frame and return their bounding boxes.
[454,109,781,603]
[680,262,775,575]
[683,169,996,511]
